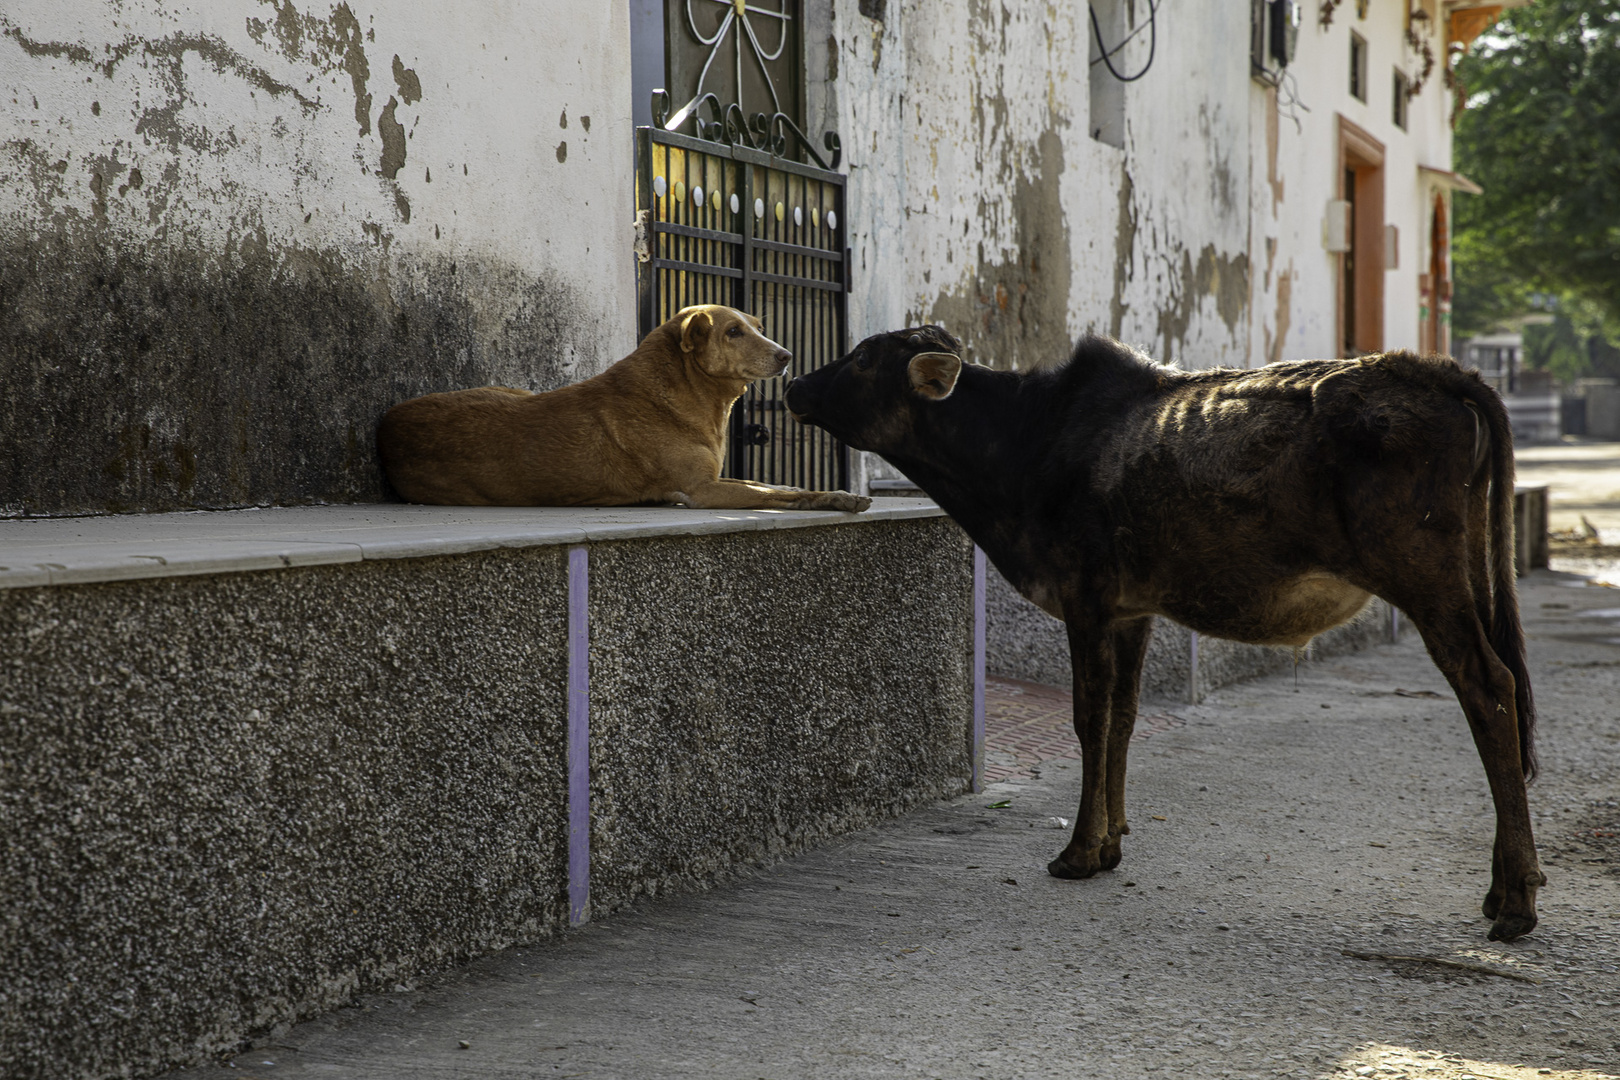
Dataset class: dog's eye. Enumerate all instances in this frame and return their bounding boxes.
[727,325,743,338]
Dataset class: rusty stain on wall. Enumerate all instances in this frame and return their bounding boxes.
[243,1,377,137]
[391,53,421,104]
[926,128,1071,371]
[378,98,406,178]
[1154,243,1250,365]
[1110,167,1137,340]
[1266,86,1285,214]
[1267,260,1294,364]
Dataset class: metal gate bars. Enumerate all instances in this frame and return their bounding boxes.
[635,121,850,491]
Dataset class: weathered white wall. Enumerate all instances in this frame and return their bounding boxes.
[1256,0,1459,364]
[2,0,1472,512]
[820,0,1459,384]
[1,1,634,515]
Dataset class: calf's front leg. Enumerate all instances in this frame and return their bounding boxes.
[1100,617,1154,870]
[1048,608,1118,879]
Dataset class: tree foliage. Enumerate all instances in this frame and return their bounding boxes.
[1452,0,1620,343]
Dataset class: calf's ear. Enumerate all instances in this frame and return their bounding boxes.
[680,309,714,353]
[908,351,963,400]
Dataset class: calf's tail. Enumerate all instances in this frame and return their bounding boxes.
[1466,383,1537,781]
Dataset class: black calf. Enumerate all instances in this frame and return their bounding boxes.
[786,328,1543,941]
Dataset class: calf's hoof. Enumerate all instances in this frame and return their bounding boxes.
[1047,849,1102,879]
[1487,911,1537,942]
[1047,856,1094,879]
[1481,891,1503,921]
[1099,837,1124,871]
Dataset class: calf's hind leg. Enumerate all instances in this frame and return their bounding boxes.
[1049,608,1122,879]
[1408,603,1544,941]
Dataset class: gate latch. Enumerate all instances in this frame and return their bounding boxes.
[633,210,651,264]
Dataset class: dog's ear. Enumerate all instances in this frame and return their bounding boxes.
[680,309,715,354]
[908,351,962,400]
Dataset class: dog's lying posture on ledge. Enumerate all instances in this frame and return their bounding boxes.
[379,305,870,512]
[786,327,1544,941]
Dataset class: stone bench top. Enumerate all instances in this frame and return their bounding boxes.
[0,499,945,590]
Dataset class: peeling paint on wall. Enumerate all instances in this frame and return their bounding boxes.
[1265,86,1285,214]
[1267,260,1294,364]
[1154,244,1250,366]
[927,129,1070,370]
[1,1,634,516]
[1109,166,1136,340]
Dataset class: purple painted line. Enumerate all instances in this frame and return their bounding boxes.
[972,546,987,793]
[567,545,590,927]
[1188,630,1200,704]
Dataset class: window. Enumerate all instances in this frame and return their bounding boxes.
[1089,0,1128,147]
[1392,69,1409,129]
[1349,32,1367,102]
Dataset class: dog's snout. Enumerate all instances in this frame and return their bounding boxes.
[773,348,793,374]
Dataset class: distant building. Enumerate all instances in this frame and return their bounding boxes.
[1459,332,1523,394]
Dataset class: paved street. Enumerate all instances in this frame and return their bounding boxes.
[165,566,1620,1080]
[1517,441,1620,573]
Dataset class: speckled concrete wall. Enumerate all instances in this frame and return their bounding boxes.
[0,516,977,1080]
[586,518,975,914]
[0,547,572,1080]
[985,563,1401,703]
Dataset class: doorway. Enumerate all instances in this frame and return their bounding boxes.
[1338,116,1385,356]
[1421,194,1449,356]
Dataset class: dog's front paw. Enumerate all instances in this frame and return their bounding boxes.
[822,491,871,513]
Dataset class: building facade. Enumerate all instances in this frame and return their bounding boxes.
[1,1,1518,514]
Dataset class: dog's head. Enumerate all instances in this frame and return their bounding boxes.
[672,305,792,383]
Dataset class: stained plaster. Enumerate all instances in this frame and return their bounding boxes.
[1,1,634,516]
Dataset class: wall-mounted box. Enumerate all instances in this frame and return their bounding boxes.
[1323,199,1353,252]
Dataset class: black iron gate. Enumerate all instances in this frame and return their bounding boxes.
[635,102,850,490]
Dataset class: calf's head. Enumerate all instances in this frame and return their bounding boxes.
[672,305,792,383]
[785,325,963,452]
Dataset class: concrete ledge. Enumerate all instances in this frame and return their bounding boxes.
[0,500,945,590]
[1515,484,1550,575]
[0,507,973,1080]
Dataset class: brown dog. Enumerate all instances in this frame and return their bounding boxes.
[377,305,872,511]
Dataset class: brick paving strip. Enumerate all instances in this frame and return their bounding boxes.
[983,674,1184,784]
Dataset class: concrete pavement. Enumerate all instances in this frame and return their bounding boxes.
[1517,440,1620,543]
[162,568,1620,1080]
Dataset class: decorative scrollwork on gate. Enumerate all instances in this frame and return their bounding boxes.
[657,0,839,169]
